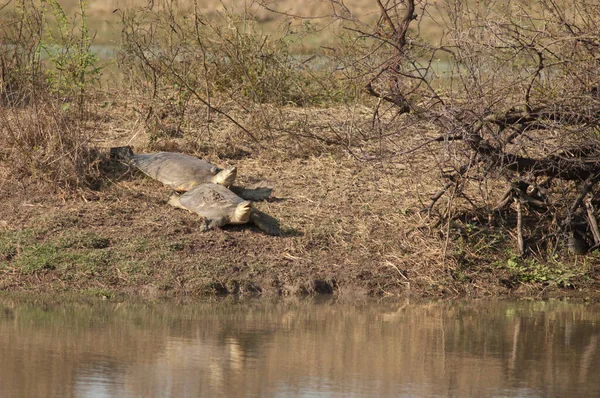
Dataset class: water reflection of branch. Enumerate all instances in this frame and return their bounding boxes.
[380,300,410,322]
[579,335,598,383]
[507,318,521,373]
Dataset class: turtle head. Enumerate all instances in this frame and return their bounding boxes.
[211,166,237,187]
[230,200,252,224]
[110,146,134,161]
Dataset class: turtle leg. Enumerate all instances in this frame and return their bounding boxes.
[230,184,273,201]
[203,216,228,230]
[249,208,281,236]
[167,193,187,210]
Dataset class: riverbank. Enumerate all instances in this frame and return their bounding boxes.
[2,1,600,300]
[1,98,599,300]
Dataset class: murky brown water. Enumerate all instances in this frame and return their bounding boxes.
[0,297,599,397]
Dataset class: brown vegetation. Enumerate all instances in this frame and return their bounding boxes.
[335,1,600,262]
[1,0,599,298]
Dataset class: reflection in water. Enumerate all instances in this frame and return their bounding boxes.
[0,298,599,397]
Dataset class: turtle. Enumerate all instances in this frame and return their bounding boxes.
[111,146,273,201]
[168,183,281,235]
[110,146,237,190]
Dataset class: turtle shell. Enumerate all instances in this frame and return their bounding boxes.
[177,183,252,225]
[131,152,236,191]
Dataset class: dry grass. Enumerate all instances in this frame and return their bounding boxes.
[0,100,102,192]
[2,93,597,298]
[0,93,459,297]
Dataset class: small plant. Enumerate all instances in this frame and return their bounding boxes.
[0,0,45,105]
[41,0,101,114]
[501,254,578,288]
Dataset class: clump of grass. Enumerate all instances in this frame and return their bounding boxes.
[0,100,101,189]
[0,229,36,263]
[14,243,60,273]
[496,253,590,289]
[82,288,114,299]
[2,229,113,275]
[58,231,110,249]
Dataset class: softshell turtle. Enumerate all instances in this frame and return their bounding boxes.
[111,146,273,200]
[169,183,281,235]
[110,146,237,190]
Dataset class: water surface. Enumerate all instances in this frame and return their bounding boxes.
[1,297,599,397]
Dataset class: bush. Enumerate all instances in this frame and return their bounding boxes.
[0,0,102,190]
[118,1,353,146]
